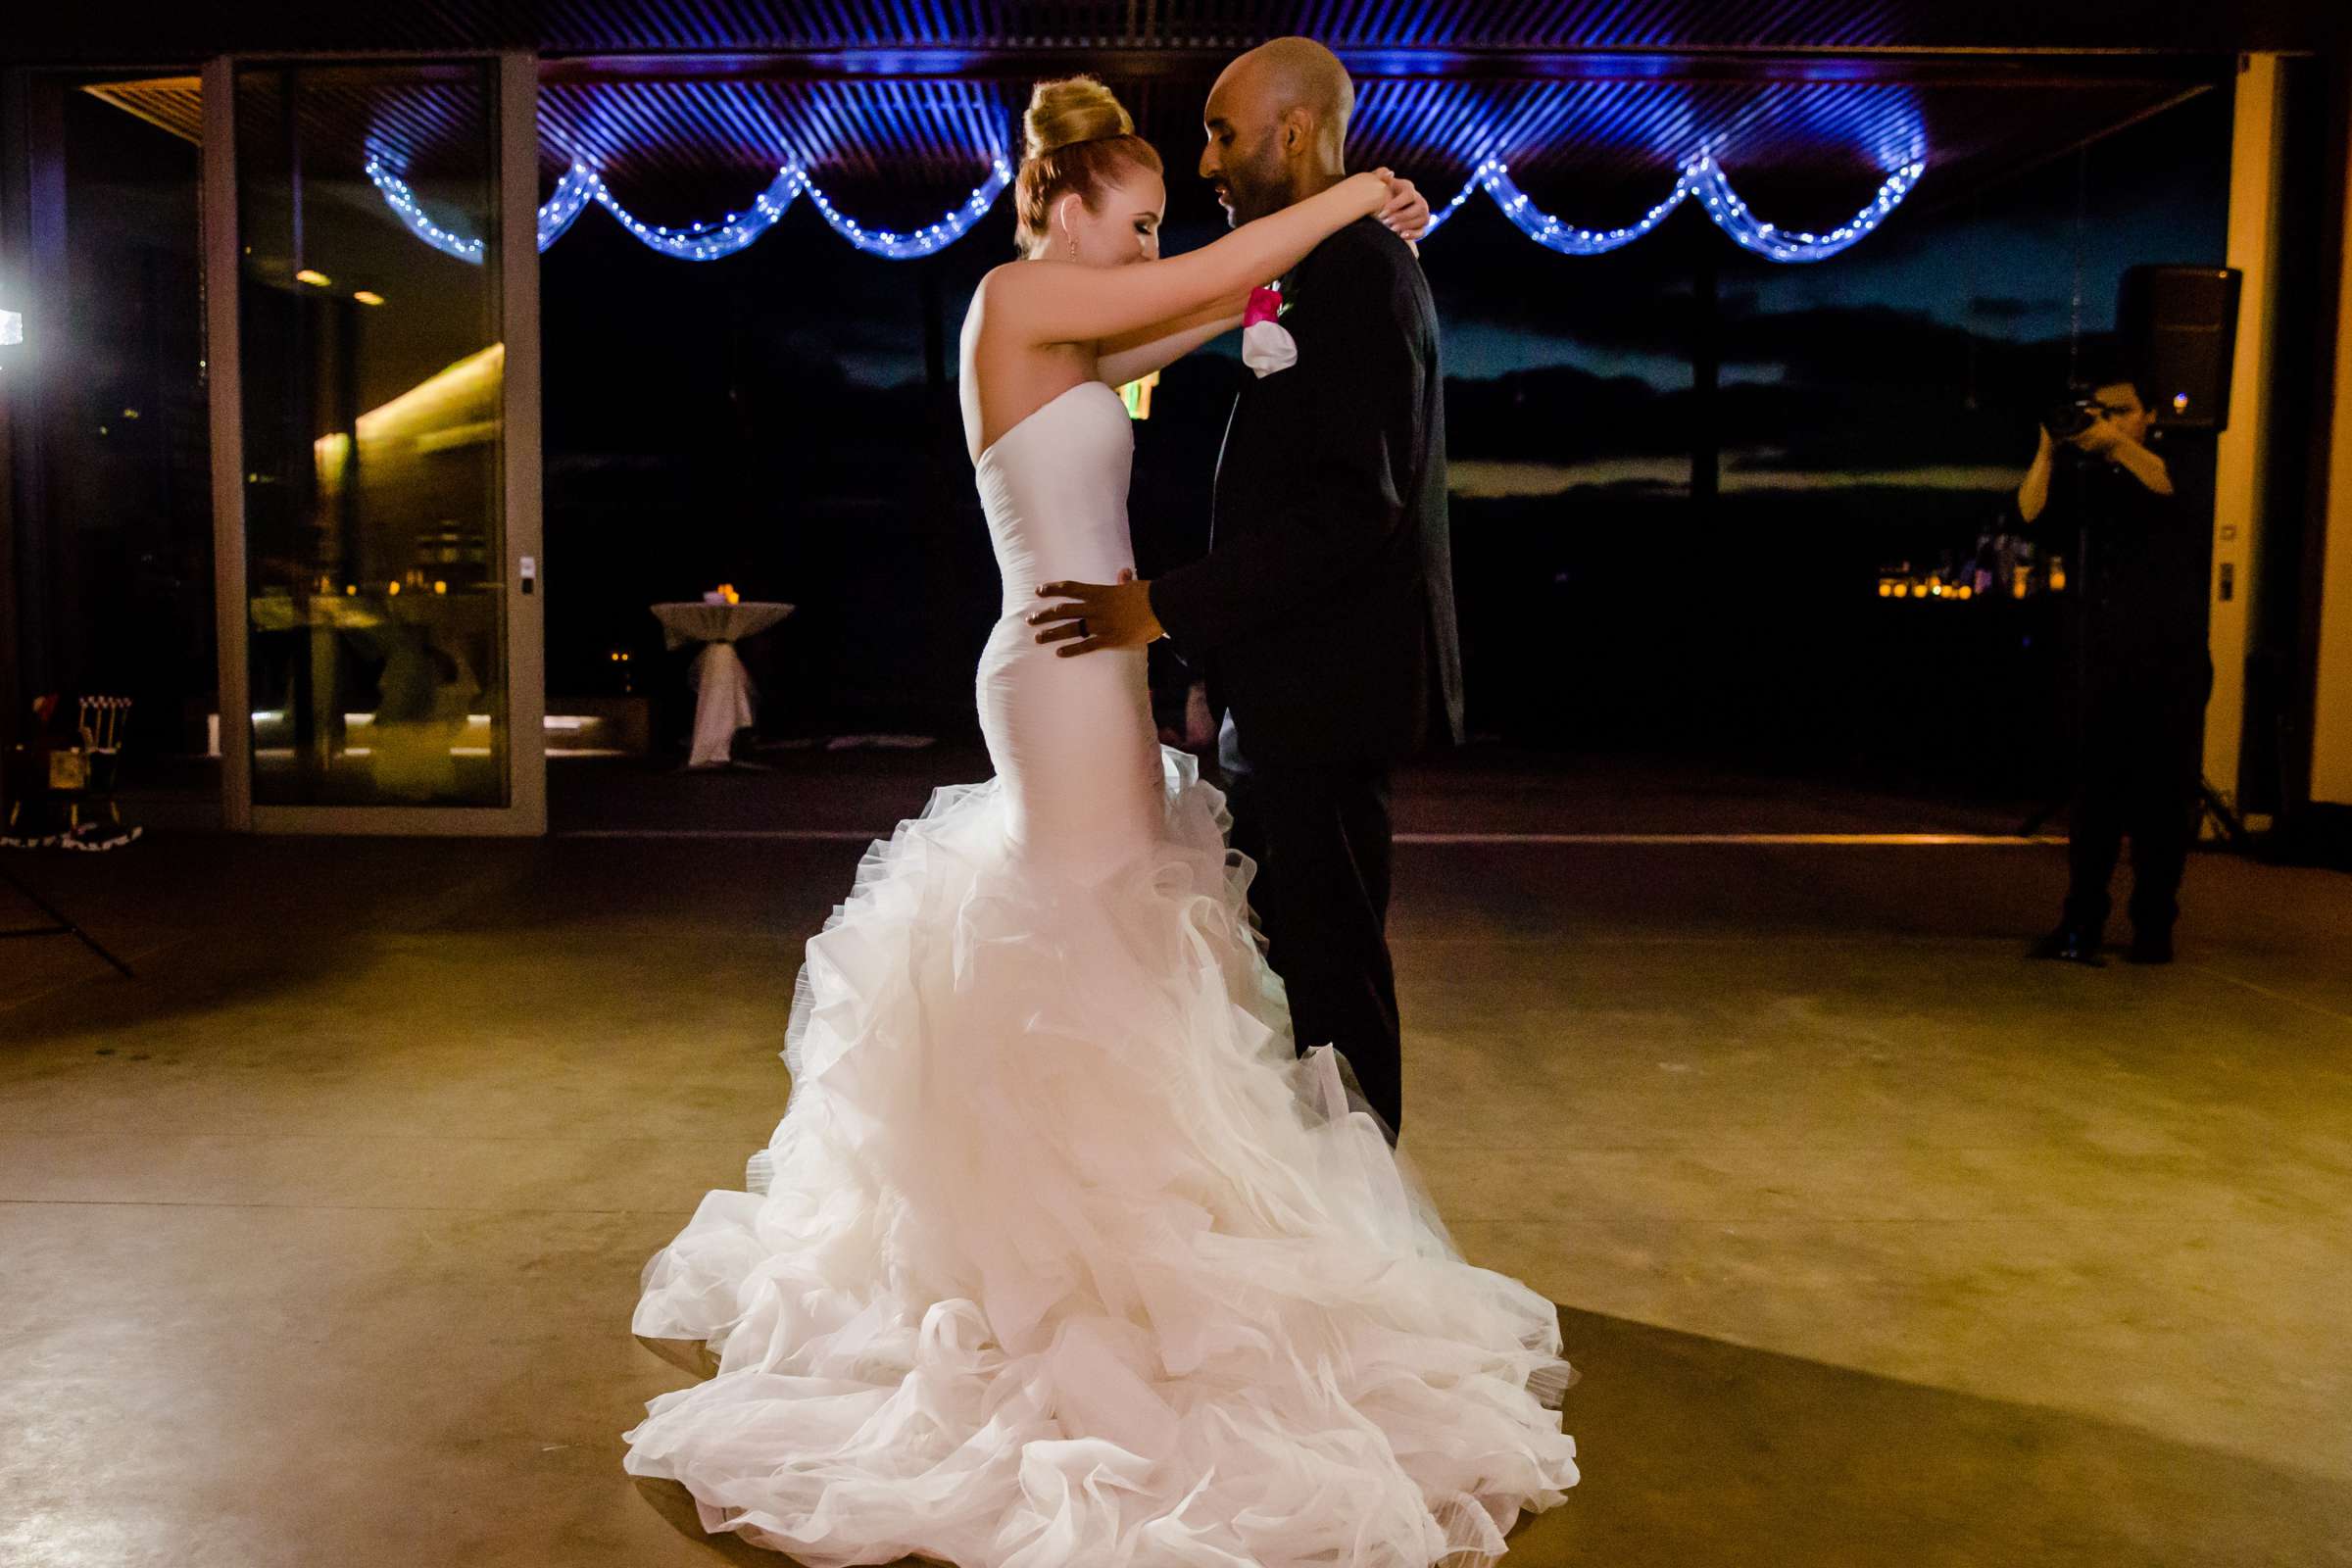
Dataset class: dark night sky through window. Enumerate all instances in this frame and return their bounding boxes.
[550,82,2225,395]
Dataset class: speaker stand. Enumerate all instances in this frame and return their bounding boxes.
[2198,777,2253,854]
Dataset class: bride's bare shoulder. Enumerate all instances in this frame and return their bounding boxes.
[971,262,1064,346]
[978,260,1036,301]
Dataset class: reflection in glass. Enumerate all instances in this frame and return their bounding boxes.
[236,64,507,806]
[10,75,215,793]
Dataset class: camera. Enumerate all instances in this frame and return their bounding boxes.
[2041,386,2103,440]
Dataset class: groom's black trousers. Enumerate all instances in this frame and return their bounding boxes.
[1223,760,1404,1143]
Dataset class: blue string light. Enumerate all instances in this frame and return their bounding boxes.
[534,163,605,251]
[1686,156,1925,263]
[369,155,1011,264]
[1420,154,1926,263]
[364,161,487,264]
[564,164,805,260]
[1420,159,1690,253]
[376,140,1915,269]
[796,158,1012,260]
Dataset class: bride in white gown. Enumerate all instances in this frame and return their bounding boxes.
[624,77,1579,1567]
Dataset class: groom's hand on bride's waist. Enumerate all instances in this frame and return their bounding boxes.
[1030,574,1165,658]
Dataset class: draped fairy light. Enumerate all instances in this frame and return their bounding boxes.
[533,162,605,251]
[371,128,1916,269]
[1420,154,1926,263]
[798,158,1012,259]
[364,161,487,263]
[368,154,1012,264]
[1422,160,1690,254]
[541,163,805,260]
[1684,156,1925,263]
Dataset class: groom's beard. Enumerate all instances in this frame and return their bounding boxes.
[1219,147,1295,227]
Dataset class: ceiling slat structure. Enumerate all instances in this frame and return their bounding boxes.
[12,0,2330,58]
[29,2,2336,243]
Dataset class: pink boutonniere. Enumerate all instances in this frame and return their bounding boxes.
[1243,284,1287,327]
[1240,283,1298,378]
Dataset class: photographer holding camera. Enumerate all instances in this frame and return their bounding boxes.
[2015,362,2214,965]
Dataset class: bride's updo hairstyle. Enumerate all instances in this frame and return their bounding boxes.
[1014,76,1162,255]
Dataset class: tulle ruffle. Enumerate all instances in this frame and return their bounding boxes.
[626,748,1577,1566]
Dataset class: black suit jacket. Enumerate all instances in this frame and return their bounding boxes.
[1150,216,1464,767]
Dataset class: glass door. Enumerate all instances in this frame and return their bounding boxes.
[205,54,542,832]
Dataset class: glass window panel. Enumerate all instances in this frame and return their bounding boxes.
[235,63,507,806]
[5,74,214,805]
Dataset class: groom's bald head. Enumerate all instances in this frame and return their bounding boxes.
[1200,37,1355,225]
[1228,37,1354,146]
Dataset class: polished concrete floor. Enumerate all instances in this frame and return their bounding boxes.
[4,756,2349,1567]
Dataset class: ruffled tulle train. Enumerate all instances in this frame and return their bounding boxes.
[625,749,1577,1566]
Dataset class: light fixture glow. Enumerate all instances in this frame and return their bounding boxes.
[295,269,332,287]
[353,290,385,306]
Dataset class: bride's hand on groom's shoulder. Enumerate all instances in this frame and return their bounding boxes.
[1344,169,1396,221]
[1378,174,1431,244]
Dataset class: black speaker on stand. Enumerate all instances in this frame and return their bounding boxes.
[2120,264,2241,432]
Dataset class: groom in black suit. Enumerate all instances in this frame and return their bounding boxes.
[1029,38,1462,1141]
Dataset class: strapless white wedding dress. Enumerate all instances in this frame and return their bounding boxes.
[624,380,1578,1566]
